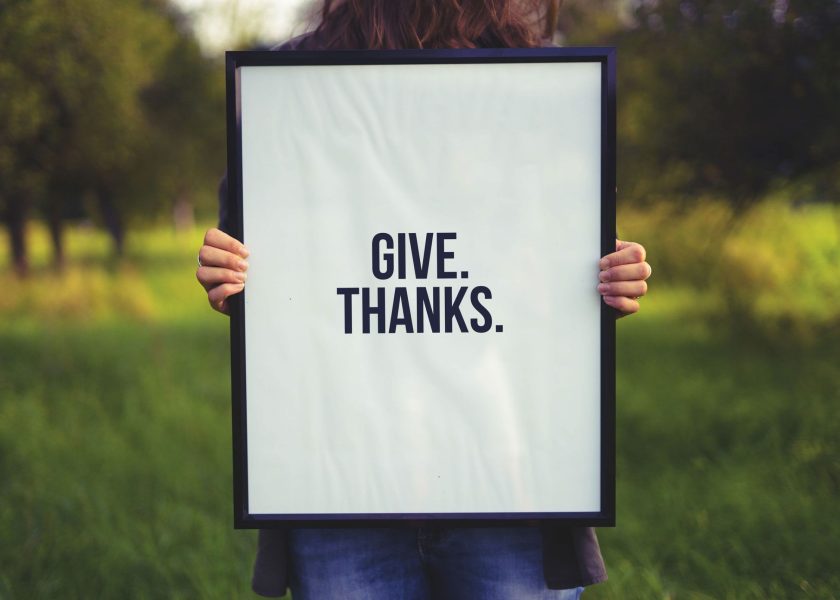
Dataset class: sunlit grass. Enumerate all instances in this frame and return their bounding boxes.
[2,221,214,324]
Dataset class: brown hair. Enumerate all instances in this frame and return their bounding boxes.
[301,0,561,50]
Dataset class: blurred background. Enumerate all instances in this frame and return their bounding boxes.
[1,0,837,598]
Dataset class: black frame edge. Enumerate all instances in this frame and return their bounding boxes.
[226,52,249,529]
[599,48,617,527]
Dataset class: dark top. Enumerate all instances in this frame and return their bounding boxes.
[220,32,608,597]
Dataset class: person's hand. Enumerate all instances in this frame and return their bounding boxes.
[196,228,250,315]
[598,239,651,317]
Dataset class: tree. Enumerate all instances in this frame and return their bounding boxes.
[559,0,840,207]
[0,0,224,272]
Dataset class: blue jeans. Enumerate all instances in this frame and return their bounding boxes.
[288,527,585,600]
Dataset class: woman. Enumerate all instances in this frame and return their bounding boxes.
[197,1,651,598]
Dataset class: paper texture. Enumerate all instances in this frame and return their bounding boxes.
[240,61,602,515]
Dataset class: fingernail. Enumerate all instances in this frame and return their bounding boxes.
[236,271,247,282]
[598,283,608,293]
[240,246,250,258]
[238,260,249,271]
[599,271,609,282]
[599,259,609,269]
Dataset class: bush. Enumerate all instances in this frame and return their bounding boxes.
[619,196,840,338]
[619,197,735,289]
[719,199,840,338]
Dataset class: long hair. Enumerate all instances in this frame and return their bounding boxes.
[299,0,561,50]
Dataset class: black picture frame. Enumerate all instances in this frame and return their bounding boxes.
[225,47,616,529]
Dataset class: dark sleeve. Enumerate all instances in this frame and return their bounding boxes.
[541,526,608,589]
[251,529,290,597]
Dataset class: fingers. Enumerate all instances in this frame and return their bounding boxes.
[599,239,649,316]
[599,261,652,283]
[203,228,249,258]
[196,265,247,291]
[598,280,648,298]
[198,228,250,314]
[602,295,639,315]
[196,241,249,292]
[196,238,250,292]
[207,282,245,315]
[600,240,646,269]
[615,239,639,252]
[199,244,249,271]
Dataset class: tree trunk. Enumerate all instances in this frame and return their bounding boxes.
[98,193,124,256]
[5,198,29,277]
[173,192,194,232]
[47,209,65,271]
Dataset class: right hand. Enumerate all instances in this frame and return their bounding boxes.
[196,228,250,315]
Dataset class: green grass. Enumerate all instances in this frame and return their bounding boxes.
[593,304,839,599]
[1,222,838,598]
[1,224,259,599]
[0,322,255,599]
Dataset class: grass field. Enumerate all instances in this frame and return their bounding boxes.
[1,223,838,599]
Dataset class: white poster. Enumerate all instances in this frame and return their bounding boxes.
[230,50,614,523]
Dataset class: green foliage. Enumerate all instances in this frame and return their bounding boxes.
[719,198,840,337]
[0,0,225,244]
[619,197,736,290]
[138,31,226,221]
[562,0,840,207]
[619,194,840,338]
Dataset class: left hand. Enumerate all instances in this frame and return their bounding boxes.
[598,239,651,316]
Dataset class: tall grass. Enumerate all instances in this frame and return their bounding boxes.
[2,224,257,598]
[593,306,839,599]
[2,215,838,598]
[0,322,255,598]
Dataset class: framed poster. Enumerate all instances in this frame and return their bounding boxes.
[226,47,616,528]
